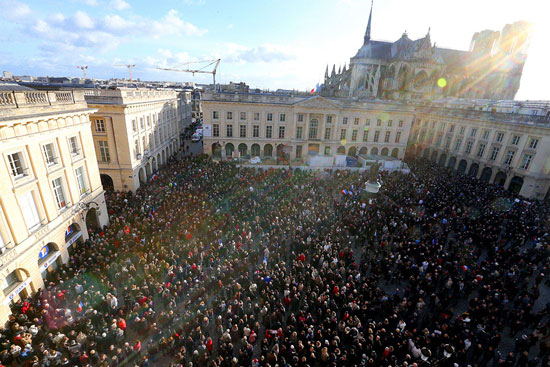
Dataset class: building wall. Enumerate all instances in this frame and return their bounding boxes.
[0,89,108,321]
[86,89,180,192]
[202,94,413,161]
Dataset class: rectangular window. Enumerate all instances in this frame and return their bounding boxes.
[253,125,259,138]
[521,154,532,169]
[253,112,260,121]
[279,126,285,139]
[98,141,110,162]
[511,135,520,145]
[340,129,346,140]
[147,116,151,127]
[296,146,302,158]
[465,141,473,154]
[296,126,303,139]
[324,127,331,140]
[352,130,358,141]
[529,138,539,149]
[213,111,219,119]
[477,143,485,158]
[459,126,465,135]
[435,135,442,147]
[470,128,477,137]
[431,121,436,129]
[482,130,489,140]
[342,117,348,125]
[240,125,246,138]
[324,146,331,155]
[240,112,246,120]
[496,132,504,142]
[227,111,232,120]
[69,136,80,156]
[354,118,359,125]
[266,126,272,139]
[398,120,404,127]
[455,139,462,151]
[392,130,402,144]
[445,136,451,149]
[95,119,105,133]
[366,119,371,126]
[226,125,233,137]
[374,131,380,142]
[132,119,137,132]
[75,166,88,195]
[43,143,57,166]
[377,119,382,127]
[504,150,515,165]
[326,116,332,124]
[140,118,144,129]
[135,140,139,158]
[297,114,304,122]
[19,191,40,231]
[387,120,393,127]
[490,146,499,161]
[449,125,455,132]
[280,113,286,122]
[384,131,391,143]
[213,124,219,137]
[363,130,369,142]
[267,113,273,121]
[52,177,66,209]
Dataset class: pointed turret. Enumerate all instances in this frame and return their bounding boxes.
[338,65,341,74]
[364,0,373,44]
[331,64,336,77]
[342,63,347,73]
[325,65,329,79]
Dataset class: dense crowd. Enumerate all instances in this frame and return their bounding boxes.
[1,154,550,367]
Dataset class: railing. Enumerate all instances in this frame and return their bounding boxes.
[0,92,15,105]
[55,91,73,102]
[24,92,48,104]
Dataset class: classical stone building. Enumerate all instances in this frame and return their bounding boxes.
[84,88,181,192]
[0,85,108,319]
[322,3,532,101]
[408,99,550,199]
[202,91,415,161]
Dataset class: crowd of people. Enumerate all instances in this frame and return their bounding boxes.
[1,153,550,367]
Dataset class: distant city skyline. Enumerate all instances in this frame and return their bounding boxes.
[1,0,548,99]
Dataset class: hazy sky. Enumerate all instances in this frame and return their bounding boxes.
[1,0,548,99]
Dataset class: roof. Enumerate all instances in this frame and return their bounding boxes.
[0,82,34,91]
[353,40,392,59]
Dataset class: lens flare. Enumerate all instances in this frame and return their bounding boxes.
[340,139,347,146]
[437,78,447,88]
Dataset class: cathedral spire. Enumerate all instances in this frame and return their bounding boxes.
[331,64,336,77]
[325,65,329,79]
[364,0,373,44]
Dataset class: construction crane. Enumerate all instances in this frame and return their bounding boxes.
[115,64,136,81]
[76,65,88,79]
[156,59,221,90]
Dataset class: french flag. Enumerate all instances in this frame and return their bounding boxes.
[78,301,84,312]
[462,265,469,271]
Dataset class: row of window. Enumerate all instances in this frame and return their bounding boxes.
[212,111,405,127]
[8,137,82,181]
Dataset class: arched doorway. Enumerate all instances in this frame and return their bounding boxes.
[431,150,438,162]
[448,156,457,170]
[438,154,447,166]
[359,147,368,155]
[494,171,507,186]
[391,148,399,158]
[157,154,161,168]
[212,143,222,159]
[100,174,114,191]
[251,144,260,157]
[139,168,146,184]
[276,144,284,158]
[337,146,346,154]
[145,162,152,177]
[371,147,378,155]
[263,144,273,157]
[38,242,62,277]
[480,167,492,182]
[348,146,357,157]
[238,143,248,157]
[225,143,234,158]
[152,157,158,172]
[381,147,389,156]
[509,176,524,194]
[65,223,83,255]
[2,268,32,304]
[86,208,100,231]
[468,163,479,177]
[457,159,467,175]
[162,150,166,165]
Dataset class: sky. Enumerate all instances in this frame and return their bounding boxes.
[0,0,548,100]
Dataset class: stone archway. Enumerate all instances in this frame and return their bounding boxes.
[480,167,492,182]
[494,171,507,186]
[251,144,260,157]
[225,143,234,158]
[276,144,284,158]
[212,143,222,159]
[263,144,273,157]
[381,147,389,156]
[438,153,447,166]
[337,146,346,154]
[162,150,166,165]
[447,156,457,170]
[238,143,248,157]
[468,163,479,177]
[509,176,524,194]
[139,167,146,184]
[100,174,114,191]
[457,159,468,175]
[371,147,378,155]
[359,147,368,155]
[152,157,158,172]
[2,268,32,304]
[431,150,438,162]
[85,208,100,230]
[145,161,152,177]
[391,148,399,158]
[348,146,357,157]
[38,242,61,275]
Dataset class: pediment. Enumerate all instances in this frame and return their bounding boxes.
[294,96,341,109]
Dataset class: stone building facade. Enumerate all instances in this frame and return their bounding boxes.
[408,99,550,199]
[0,86,108,320]
[84,88,181,192]
[202,92,414,161]
[322,2,532,101]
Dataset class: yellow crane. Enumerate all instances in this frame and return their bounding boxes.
[115,64,136,81]
[156,59,221,89]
